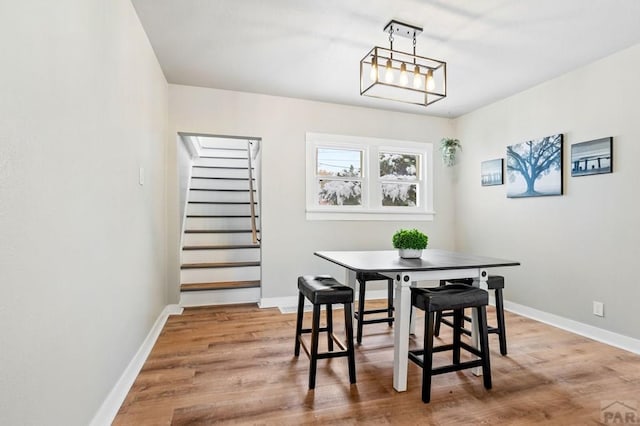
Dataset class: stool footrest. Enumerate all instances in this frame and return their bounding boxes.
[440,318,500,336]
[316,350,349,360]
[297,332,348,358]
[408,350,484,375]
[432,360,484,376]
[358,317,394,325]
[440,318,472,336]
[355,307,394,318]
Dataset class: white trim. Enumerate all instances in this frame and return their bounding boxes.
[179,159,194,263]
[306,211,435,221]
[89,304,183,426]
[504,300,640,355]
[259,295,299,309]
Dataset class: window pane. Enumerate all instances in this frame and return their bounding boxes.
[379,152,418,180]
[318,180,362,206]
[317,148,362,177]
[381,183,417,206]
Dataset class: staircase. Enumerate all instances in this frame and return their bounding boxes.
[180,138,261,306]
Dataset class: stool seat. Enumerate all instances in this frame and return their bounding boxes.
[358,271,389,281]
[446,275,504,290]
[298,275,353,304]
[412,284,488,312]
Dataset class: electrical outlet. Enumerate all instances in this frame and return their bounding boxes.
[593,301,604,317]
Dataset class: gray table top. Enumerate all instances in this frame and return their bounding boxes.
[314,249,520,272]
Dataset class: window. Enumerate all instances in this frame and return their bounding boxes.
[306,133,434,221]
[317,148,363,206]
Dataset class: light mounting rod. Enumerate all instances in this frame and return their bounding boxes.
[383,20,423,39]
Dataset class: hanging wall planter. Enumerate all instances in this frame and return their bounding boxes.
[440,138,462,167]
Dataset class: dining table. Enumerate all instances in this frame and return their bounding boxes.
[314,248,520,392]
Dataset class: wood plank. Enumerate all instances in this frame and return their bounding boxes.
[184,229,259,234]
[185,215,259,218]
[193,165,254,170]
[113,301,640,425]
[189,188,255,192]
[180,280,261,291]
[182,244,260,250]
[187,201,257,205]
[191,176,254,180]
[180,261,260,269]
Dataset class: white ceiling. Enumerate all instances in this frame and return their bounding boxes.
[131,0,640,118]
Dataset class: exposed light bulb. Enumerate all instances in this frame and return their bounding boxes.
[399,63,408,86]
[385,58,393,83]
[413,65,422,89]
[426,69,435,91]
[369,56,378,81]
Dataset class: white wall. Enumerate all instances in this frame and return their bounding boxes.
[0,1,168,424]
[167,85,456,302]
[454,43,640,339]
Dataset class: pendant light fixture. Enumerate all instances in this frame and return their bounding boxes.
[360,20,447,107]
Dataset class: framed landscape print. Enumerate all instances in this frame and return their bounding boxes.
[571,137,613,177]
[506,134,563,198]
[481,158,503,186]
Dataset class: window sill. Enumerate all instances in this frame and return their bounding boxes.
[305,210,435,221]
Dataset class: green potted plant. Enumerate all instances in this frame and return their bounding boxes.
[440,138,462,167]
[392,228,429,258]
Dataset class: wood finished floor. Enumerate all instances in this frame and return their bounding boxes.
[114,301,640,425]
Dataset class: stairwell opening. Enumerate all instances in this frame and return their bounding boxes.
[177,133,262,306]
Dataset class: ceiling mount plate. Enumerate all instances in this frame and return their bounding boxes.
[383,20,423,38]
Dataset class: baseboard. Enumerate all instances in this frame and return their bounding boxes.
[179,287,260,307]
[504,300,640,355]
[89,304,183,426]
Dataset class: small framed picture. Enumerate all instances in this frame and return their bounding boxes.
[481,158,503,186]
[571,137,613,177]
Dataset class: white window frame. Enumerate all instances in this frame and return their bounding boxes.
[306,132,435,221]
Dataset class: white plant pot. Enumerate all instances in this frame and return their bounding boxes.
[399,249,423,259]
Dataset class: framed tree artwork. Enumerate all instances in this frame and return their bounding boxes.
[506,134,563,198]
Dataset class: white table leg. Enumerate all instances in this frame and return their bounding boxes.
[345,269,357,290]
[471,270,488,376]
[393,274,412,392]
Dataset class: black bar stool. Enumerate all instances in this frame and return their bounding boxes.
[409,284,492,403]
[354,272,394,344]
[294,275,356,389]
[434,275,508,355]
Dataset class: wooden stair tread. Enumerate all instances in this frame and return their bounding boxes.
[189,188,255,192]
[198,156,249,160]
[180,280,260,291]
[184,229,259,234]
[186,214,259,218]
[198,146,247,151]
[193,165,254,170]
[188,201,257,205]
[181,261,260,269]
[182,244,260,250]
[191,177,254,180]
